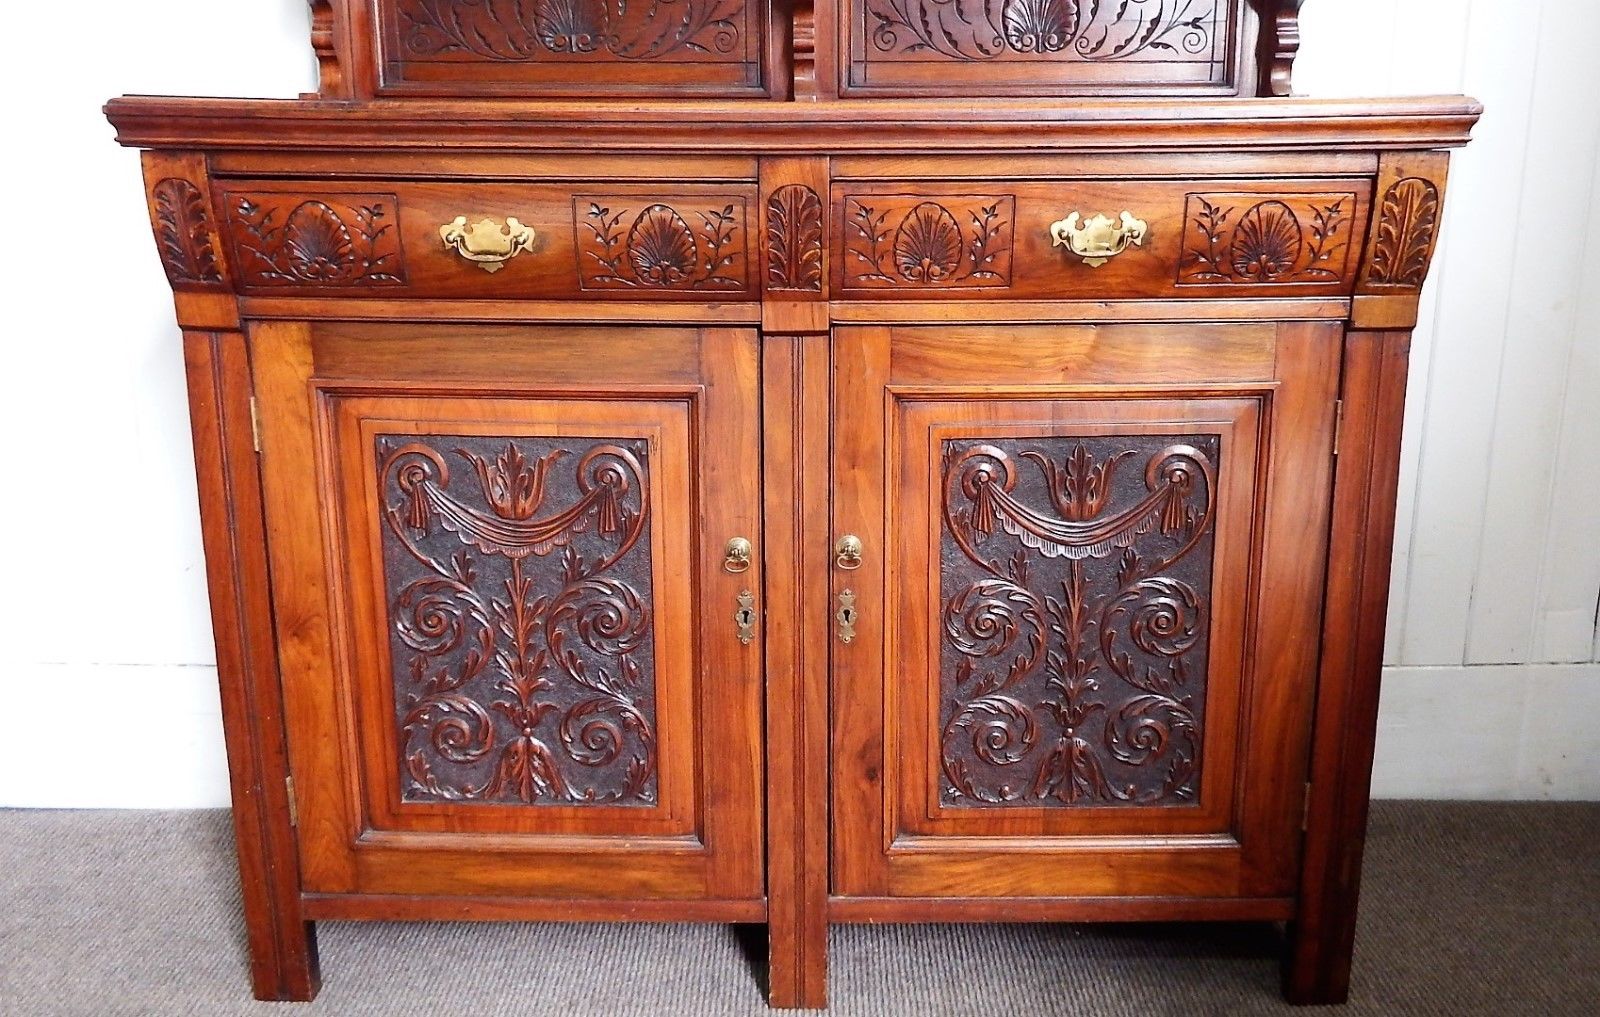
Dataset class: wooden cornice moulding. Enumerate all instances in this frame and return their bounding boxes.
[104,96,1483,154]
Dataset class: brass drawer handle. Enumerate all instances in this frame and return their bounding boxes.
[723,536,753,574]
[835,534,864,571]
[439,216,536,273]
[1049,211,1149,268]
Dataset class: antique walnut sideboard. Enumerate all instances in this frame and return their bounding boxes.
[107,0,1480,1007]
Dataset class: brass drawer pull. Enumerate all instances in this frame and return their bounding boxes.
[1049,211,1149,268]
[723,536,753,574]
[835,534,864,571]
[439,215,536,273]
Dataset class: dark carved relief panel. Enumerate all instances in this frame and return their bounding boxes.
[575,197,750,292]
[843,195,1015,289]
[224,192,407,288]
[767,184,825,292]
[377,435,658,806]
[387,0,746,64]
[152,178,222,286]
[864,0,1229,64]
[1367,177,1441,288]
[939,435,1219,807]
[1178,193,1357,286]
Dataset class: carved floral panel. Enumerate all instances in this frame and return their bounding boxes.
[151,178,222,286]
[224,192,407,289]
[939,435,1219,807]
[853,0,1237,91]
[386,0,748,64]
[377,434,658,806]
[842,195,1015,289]
[575,197,751,292]
[1177,193,1358,286]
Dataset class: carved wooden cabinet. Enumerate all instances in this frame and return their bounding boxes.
[110,0,1478,1008]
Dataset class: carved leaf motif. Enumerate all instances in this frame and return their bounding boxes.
[894,202,964,282]
[766,184,824,291]
[152,178,221,284]
[1370,177,1441,287]
[1229,200,1303,281]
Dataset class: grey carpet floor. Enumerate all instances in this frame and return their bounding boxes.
[2,803,1597,1017]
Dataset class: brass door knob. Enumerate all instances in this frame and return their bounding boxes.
[835,534,864,571]
[1049,211,1148,268]
[439,216,536,273]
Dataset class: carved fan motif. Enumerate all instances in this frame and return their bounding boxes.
[628,205,698,286]
[1229,201,1303,281]
[939,435,1219,808]
[378,434,659,806]
[894,203,964,282]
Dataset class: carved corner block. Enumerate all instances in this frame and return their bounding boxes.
[142,152,229,292]
[1354,151,1452,329]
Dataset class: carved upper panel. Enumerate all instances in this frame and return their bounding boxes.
[939,435,1219,807]
[378,434,659,806]
[375,0,769,96]
[847,0,1245,95]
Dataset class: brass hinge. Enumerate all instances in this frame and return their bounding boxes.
[1331,399,1344,457]
[249,396,263,454]
[1302,782,1314,831]
[285,775,298,827]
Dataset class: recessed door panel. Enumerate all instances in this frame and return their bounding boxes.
[254,322,763,902]
[833,322,1339,901]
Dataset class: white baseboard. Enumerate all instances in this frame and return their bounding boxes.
[2,662,1594,809]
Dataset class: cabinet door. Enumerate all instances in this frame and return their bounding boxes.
[254,322,762,903]
[833,322,1340,903]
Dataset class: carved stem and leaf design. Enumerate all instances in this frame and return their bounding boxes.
[393,0,742,62]
[845,197,1014,288]
[766,184,825,292]
[379,435,658,806]
[229,194,406,287]
[1179,193,1353,285]
[868,0,1222,62]
[1367,177,1441,288]
[152,178,222,285]
[578,199,748,291]
[939,435,1218,807]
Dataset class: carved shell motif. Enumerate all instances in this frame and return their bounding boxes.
[536,0,602,54]
[284,201,358,283]
[1002,0,1077,54]
[895,202,964,283]
[627,204,699,286]
[1229,201,1303,281]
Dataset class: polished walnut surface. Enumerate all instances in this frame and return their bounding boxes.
[111,1,1477,1010]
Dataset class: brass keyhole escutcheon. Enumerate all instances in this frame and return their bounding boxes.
[835,534,864,571]
[836,589,858,644]
[735,590,756,646]
[724,536,753,574]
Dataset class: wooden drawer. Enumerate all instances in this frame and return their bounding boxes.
[214,179,760,300]
[832,178,1374,300]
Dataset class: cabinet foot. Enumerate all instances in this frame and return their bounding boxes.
[248,919,321,1002]
[1281,918,1353,1007]
[766,919,827,1009]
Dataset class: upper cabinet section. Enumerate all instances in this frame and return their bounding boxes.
[842,0,1271,97]
[309,1,1300,100]
[342,0,774,97]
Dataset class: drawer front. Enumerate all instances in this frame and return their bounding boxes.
[216,180,760,300]
[833,179,1373,300]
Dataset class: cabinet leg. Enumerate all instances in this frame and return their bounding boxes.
[767,916,827,1009]
[246,916,321,1002]
[1282,913,1354,1006]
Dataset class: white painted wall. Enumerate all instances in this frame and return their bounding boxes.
[0,1,1594,808]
